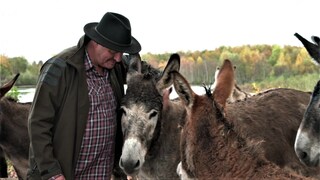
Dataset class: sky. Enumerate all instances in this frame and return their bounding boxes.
[0,0,319,63]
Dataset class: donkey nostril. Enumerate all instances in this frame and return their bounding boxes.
[135,160,140,168]
[301,151,308,160]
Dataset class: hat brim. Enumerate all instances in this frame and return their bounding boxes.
[84,22,141,54]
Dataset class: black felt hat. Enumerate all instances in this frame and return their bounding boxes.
[84,12,141,54]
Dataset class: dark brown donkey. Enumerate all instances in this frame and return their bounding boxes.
[119,54,186,179]
[174,59,319,179]
[0,73,30,179]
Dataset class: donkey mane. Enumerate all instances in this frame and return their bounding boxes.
[202,83,235,133]
[214,100,235,134]
[141,61,162,80]
[142,73,153,80]
[123,75,163,109]
[202,84,212,97]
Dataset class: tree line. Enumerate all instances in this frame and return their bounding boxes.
[0,56,43,86]
[142,44,319,92]
[1,44,319,92]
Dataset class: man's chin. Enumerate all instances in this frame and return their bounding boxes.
[104,62,116,69]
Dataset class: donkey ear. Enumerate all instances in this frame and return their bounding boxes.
[127,54,142,82]
[156,53,181,92]
[162,87,172,111]
[312,35,320,46]
[0,73,20,98]
[162,53,180,74]
[173,71,195,107]
[128,54,142,73]
[213,59,235,108]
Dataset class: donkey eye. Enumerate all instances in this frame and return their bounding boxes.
[149,111,158,119]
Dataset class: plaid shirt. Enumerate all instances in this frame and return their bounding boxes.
[75,51,117,180]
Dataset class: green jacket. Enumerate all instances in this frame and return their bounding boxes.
[27,36,126,180]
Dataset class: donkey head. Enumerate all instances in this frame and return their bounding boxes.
[295,80,320,167]
[119,54,180,176]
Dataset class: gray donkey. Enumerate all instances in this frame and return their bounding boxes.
[119,54,186,179]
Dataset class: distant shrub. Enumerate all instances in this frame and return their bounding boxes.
[6,86,20,101]
[249,73,320,92]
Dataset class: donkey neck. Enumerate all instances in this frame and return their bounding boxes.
[185,97,264,178]
[190,117,250,178]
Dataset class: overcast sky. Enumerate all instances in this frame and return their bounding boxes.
[0,0,319,63]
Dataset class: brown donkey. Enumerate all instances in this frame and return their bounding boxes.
[174,59,319,179]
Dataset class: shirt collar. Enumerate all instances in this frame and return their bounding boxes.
[84,49,94,72]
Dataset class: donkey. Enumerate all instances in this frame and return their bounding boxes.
[0,73,30,179]
[174,59,319,179]
[294,33,320,168]
[119,54,186,179]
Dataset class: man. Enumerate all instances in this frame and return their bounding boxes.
[27,12,140,180]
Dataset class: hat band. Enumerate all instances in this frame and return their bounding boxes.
[95,27,132,47]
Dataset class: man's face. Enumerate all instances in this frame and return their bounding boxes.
[92,42,123,70]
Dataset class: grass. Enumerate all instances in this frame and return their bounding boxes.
[241,73,320,93]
